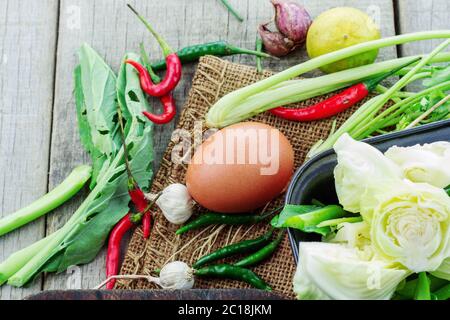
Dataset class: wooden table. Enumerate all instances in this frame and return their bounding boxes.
[0,0,448,300]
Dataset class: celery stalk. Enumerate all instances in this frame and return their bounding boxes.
[206,31,450,127]
[310,39,450,156]
[0,165,91,237]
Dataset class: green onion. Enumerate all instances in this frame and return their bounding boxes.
[309,39,450,156]
[0,165,91,237]
[206,31,450,128]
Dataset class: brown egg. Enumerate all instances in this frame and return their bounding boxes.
[186,122,294,213]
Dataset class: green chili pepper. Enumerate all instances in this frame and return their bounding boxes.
[193,229,274,268]
[234,231,284,268]
[194,264,271,291]
[150,41,274,71]
[255,37,263,74]
[414,272,432,300]
[176,207,281,235]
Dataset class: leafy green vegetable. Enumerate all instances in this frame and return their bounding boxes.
[423,64,450,87]
[394,274,447,300]
[76,44,122,188]
[0,165,92,237]
[271,204,346,236]
[293,242,410,300]
[414,272,432,300]
[0,47,154,287]
[334,134,450,273]
[433,283,450,300]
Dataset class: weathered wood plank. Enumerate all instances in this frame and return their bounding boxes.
[43,0,397,291]
[0,0,58,299]
[397,0,450,90]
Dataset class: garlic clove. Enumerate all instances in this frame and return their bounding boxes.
[155,184,194,225]
[272,0,312,43]
[159,261,194,290]
[258,23,296,57]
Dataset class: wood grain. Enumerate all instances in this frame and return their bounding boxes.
[397,0,450,90]
[42,0,398,292]
[0,0,58,299]
[1,0,438,299]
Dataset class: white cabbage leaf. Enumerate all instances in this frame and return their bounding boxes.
[385,142,450,188]
[293,242,410,300]
[369,180,450,272]
[333,133,403,219]
[430,257,450,281]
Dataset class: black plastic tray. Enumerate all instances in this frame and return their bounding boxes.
[286,119,450,263]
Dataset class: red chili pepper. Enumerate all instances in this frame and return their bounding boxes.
[128,178,148,213]
[127,5,182,97]
[125,59,181,97]
[270,58,420,122]
[142,210,152,239]
[142,94,176,124]
[106,213,141,290]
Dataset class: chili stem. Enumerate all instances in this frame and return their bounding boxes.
[127,4,173,56]
[218,0,244,22]
[255,37,263,73]
[139,42,162,83]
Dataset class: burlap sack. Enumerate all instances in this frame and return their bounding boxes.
[117,55,365,298]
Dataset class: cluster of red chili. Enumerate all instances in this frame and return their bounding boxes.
[105,6,182,290]
[125,4,181,125]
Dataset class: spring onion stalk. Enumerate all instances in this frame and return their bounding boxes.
[353,80,450,138]
[309,39,450,156]
[0,230,61,285]
[230,56,440,119]
[414,272,432,300]
[0,165,91,237]
[316,216,363,228]
[206,31,450,127]
[5,149,125,287]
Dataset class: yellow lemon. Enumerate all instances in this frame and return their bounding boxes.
[306,7,381,73]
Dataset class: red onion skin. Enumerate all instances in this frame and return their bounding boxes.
[272,0,312,43]
[258,24,296,57]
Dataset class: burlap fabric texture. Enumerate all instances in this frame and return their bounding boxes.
[117,55,367,298]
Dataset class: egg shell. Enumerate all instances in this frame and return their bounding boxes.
[186,122,294,213]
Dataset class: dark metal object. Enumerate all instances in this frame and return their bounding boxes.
[25,289,286,300]
[285,119,450,263]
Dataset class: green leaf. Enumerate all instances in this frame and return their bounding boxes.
[414,272,432,300]
[271,204,346,236]
[3,49,154,286]
[423,64,450,87]
[75,44,122,188]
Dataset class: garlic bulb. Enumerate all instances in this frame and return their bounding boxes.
[159,261,194,290]
[151,183,193,224]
